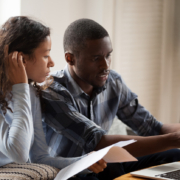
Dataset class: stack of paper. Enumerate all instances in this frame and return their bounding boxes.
[55,139,137,180]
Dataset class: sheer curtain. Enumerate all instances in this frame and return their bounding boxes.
[158,0,180,123]
[108,0,180,124]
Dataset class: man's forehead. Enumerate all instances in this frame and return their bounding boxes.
[83,37,113,53]
[85,36,111,44]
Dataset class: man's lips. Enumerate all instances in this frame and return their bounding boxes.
[98,74,108,77]
[97,73,109,81]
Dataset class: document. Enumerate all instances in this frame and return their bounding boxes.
[54,139,137,180]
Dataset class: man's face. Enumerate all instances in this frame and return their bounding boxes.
[72,36,113,91]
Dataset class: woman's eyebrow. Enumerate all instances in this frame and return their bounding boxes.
[44,49,51,52]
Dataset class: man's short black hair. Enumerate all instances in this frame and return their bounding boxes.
[63,18,109,54]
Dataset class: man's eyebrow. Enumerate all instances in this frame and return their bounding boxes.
[109,49,113,54]
[92,49,113,57]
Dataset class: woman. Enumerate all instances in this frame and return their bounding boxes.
[0,16,106,180]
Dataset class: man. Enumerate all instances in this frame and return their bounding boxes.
[42,19,180,179]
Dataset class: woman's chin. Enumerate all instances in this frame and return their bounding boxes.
[37,79,45,83]
[32,77,46,84]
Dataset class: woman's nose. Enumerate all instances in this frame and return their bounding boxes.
[49,57,55,67]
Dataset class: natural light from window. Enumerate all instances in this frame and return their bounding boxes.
[0,0,21,25]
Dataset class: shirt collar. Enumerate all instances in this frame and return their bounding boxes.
[64,65,108,97]
[64,65,85,97]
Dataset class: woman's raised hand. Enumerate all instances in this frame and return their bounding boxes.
[8,51,28,85]
[88,159,107,174]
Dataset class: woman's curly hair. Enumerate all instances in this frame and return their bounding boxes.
[0,16,50,115]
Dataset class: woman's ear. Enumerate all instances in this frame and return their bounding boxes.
[21,53,28,67]
[65,52,75,66]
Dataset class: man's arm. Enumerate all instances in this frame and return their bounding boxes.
[95,132,179,158]
[160,124,180,134]
[95,98,180,157]
[95,101,180,157]
[41,88,106,154]
[42,78,180,159]
[42,94,180,159]
[42,90,180,158]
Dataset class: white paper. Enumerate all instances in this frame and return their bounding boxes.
[54,139,137,180]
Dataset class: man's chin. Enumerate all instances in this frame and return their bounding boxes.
[93,81,106,89]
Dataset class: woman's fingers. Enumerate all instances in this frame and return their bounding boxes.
[88,159,107,174]
[17,53,24,68]
[97,159,107,169]
[88,164,104,174]
[11,51,19,68]
[8,51,28,84]
[8,52,13,67]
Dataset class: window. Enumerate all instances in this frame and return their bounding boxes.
[0,0,21,25]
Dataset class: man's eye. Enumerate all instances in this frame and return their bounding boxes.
[93,57,99,61]
[107,54,111,58]
[44,56,49,58]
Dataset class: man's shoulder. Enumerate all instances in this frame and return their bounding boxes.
[109,70,122,79]
[50,70,68,86]
[42,70,72,100]
[50,70,64,77]
[49,70,70,92]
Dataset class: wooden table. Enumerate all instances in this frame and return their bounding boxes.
[114,173,146,180]
[114,164,161,180]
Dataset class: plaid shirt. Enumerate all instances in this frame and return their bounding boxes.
[42,65,162,158]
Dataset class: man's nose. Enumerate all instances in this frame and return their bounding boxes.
[100,57,110,70]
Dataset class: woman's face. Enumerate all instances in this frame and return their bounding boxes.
[24,36,54,83]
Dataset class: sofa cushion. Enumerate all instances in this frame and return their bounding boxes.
[0,162,60,180]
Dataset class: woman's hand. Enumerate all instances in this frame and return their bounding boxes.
[88,159,107,174]
[8,51,28,85]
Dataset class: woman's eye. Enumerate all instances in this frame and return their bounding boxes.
[44,56,49,58]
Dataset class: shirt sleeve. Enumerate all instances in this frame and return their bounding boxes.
[0,83,33,163]
[41,85,106,153]
[115,77,163,136]
[29,88,91,173]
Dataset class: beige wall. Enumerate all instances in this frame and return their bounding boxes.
[0,0,21,24]
[21,0,115,72]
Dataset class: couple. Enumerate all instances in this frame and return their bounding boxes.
[1,16,180,180]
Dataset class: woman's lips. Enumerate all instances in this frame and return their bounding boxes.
[46,72,50,76]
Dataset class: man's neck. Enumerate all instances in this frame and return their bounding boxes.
[68,65,93,96]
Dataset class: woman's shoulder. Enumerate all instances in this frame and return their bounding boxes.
[29,85,36,97]
[29,84,40,106]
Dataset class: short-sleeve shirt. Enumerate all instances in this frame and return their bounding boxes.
[42,65,163,158]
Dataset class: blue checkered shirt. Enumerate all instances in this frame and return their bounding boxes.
[42,66,163,158]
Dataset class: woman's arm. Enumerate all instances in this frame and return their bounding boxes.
[0,52,33,163]
[0,83,33,163]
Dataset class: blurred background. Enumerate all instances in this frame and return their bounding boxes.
[0,0,180,129]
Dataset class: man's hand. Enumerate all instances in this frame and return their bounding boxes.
[8,51,28,85]
[88,159,107,174]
